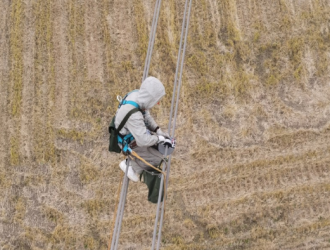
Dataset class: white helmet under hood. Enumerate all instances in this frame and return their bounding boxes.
[137,77,165,110]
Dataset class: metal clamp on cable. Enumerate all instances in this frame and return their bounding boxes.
[157,137,176,155]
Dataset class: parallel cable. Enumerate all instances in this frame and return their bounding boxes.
[110,163,130,250]
[151,0,190,244]
[152,0,193,249]
[114,166,130,250]
[108,171,124,250]
[171,0,192,138]
[110,1,163,247]
[142,0,162,82]
[109,0,191,248]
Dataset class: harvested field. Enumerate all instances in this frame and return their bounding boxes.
[0,0,330,249]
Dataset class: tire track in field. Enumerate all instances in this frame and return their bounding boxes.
[163,121,330,247]
[20,0,35,161]
[53,0,70,128]
[32,0,55,162]
[0,5,11,244]
[85,0,103,83]
[0,0,10,168]
[174,141,330,195]
[108,0,137,63]
[7,0,24,166]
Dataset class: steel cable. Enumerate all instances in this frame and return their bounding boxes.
[152,0,193,249]
[109,1,163,249]
[142,0,162,82]
[109,0,192,248]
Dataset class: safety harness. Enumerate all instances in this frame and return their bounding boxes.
[115,91,142,155]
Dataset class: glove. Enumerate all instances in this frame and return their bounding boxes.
[158,136,174,148]
[156,128,170,139]
[157,135,166,143]
[157,137,176,155]
[163,138,173,148]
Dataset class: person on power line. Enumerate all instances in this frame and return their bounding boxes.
[115,76,174,182]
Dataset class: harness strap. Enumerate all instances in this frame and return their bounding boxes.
[121,100,140,109]
[116,108,141,134]
[116,108,141,155]
[118,90,139,109]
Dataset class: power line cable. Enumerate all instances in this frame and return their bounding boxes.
[152,0,193,249]
[109,0,192,248]
[110,1,162,249]
[110,161,130,249]
[143,0,162,82]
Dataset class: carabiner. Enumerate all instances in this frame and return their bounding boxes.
[117,95,123,103]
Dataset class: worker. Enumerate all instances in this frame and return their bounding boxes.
[115,76,173,182]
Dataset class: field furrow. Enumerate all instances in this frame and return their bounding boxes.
[1,0,330,249]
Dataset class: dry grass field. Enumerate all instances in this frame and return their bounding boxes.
[1,0,330,249]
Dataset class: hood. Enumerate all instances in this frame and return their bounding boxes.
[137,77,165,110]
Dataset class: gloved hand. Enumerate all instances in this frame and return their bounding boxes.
[158,136,174,148]
[163,138,173,148]
[156,128,170,139]
[157,135,166,144]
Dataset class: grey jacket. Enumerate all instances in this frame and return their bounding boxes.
[115,77,165,147]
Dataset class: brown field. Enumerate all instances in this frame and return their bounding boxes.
[1,0,330,249]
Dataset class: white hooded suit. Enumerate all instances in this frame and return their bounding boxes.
[115,77,165,174]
